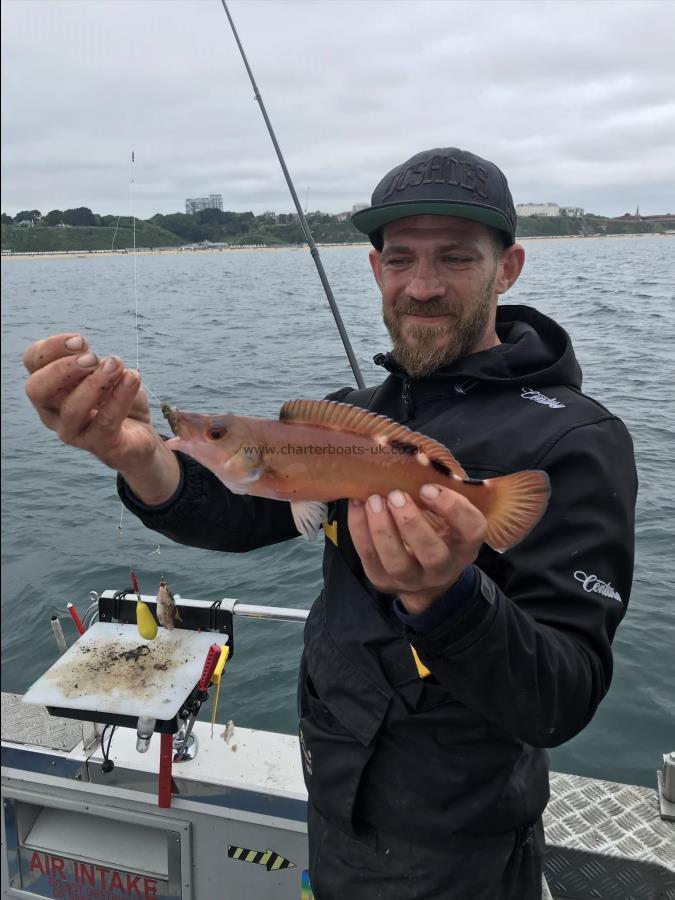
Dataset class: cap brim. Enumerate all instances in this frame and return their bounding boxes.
[352,200,514,244]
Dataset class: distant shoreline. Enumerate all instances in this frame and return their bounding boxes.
[1,232,672,262]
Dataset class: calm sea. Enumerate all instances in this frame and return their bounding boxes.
[2,236,673,789]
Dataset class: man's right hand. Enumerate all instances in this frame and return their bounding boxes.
[23,333,181,506]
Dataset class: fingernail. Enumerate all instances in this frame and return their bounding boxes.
[101,356,121,374]
[420,484,441,499]
[122,370,139,387]
[76,352,98,368]
[367,494,383,514]
[388,490,406,508]
[350,498,363,507]
[65,335,84,350]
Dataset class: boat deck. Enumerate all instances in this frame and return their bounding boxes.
[2,692,674,899]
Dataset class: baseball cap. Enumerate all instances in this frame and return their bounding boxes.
[352,148,516,247]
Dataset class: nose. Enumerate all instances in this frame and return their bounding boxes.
[407,261,445,303]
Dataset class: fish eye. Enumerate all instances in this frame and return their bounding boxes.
[208,427,226,440]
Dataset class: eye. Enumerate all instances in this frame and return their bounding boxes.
[208,428,226,440]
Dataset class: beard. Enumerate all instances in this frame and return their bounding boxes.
[383,271,497,378]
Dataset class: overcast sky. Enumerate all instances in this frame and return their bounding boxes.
[2,0,674,219]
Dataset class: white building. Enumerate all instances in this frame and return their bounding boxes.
[516,203,560,217]
[561,207,584,218]
[185,194,223,215]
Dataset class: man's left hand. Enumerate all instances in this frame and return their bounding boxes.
[347,484,487,616]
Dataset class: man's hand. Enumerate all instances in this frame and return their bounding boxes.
[23,332,180,505]
[347,485,487,616]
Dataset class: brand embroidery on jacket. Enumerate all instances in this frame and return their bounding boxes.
[521,387,566,409]
[574,570,622,604]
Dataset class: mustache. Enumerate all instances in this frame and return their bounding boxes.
[393,299,455,317]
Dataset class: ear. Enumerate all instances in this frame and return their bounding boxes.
[369,248,383,290]
[495,243,525,296]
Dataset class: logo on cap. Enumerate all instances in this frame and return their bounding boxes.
[381,154,490,202]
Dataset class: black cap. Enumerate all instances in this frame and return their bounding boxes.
[352,147,516,246]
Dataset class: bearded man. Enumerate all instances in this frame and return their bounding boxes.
[23,148,637,900]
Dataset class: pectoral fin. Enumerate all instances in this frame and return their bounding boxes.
[291,500,328,541]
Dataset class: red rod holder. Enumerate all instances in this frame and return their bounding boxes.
[67,603,85,636]
[158,732,173,808]
[197,644,222,693]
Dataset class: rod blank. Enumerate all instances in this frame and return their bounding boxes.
[221,0,365,389]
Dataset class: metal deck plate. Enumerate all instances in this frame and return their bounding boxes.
[545,771,674,868]
[1,692,85,752]
[544,771,675,899]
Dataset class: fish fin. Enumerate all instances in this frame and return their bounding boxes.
[280,399,467,480]
[483,470,551,552]
[291,499,328,541]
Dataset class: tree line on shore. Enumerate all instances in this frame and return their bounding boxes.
[1,206,367,251]
[1,205,665,253]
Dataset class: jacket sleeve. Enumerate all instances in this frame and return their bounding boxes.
[117,450,300,552]
[408,416,637,748]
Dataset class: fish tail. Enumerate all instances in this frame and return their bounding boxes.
[482,470,551,552]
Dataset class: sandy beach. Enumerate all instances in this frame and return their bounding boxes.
[0,242,372,262]
[1,233,671,262]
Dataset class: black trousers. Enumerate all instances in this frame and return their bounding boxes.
[308,805,544,900]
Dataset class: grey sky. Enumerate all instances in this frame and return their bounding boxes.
[2,0,674,219]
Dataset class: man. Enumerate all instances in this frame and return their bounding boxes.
[24,147,637,900]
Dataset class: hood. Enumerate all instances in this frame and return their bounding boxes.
[375,304,582,390]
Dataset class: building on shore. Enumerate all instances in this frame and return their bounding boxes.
[561,207,584,218]
[185,194,223,215]
[613,210,674,224]
[641,214,674,224]
[516,203,561,217]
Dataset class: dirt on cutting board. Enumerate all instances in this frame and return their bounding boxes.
[46,636,191,702]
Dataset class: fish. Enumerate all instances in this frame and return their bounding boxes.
[161,399,551,553]
[156,580,182,630]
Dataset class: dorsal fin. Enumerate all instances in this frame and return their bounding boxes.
[280,399,467,480]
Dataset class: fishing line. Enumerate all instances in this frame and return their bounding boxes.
[114,155,168,597]
[130,150,140,374]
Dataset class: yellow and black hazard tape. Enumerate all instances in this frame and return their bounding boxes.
[227,845,295,871]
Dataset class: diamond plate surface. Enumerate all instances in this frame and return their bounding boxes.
[1,692,84,751]
[545,772,675,899]
[544,847,675,900]
[546,771,675,869]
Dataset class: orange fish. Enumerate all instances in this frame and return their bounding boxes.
[162,399,550,552]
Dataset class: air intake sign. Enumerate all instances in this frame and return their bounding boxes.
[19,849,170,898]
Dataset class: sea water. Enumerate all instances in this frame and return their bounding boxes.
[2,235,673,788]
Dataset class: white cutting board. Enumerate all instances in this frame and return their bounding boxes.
[23,622,222,721]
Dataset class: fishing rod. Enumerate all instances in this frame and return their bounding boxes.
[220,0,366,390]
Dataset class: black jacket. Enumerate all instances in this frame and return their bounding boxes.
[119,304,637,850]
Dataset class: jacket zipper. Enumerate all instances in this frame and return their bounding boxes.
[401,378,414,418]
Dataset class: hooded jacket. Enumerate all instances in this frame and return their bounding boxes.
[119,304,637,848]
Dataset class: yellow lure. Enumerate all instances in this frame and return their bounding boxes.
[136,598,158,640]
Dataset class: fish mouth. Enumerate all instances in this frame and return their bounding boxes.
[161,402,181,435]
[161,403,209,441]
